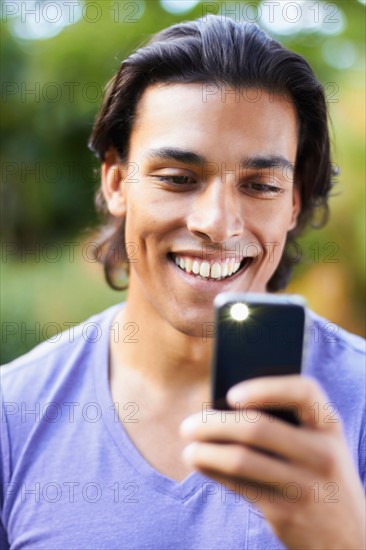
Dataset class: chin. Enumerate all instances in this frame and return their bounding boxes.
[169,306,216,339]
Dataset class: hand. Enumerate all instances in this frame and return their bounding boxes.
[180,375,366,550]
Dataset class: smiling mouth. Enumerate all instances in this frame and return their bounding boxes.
[168,253,253,282]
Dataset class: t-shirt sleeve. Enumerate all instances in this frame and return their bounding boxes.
[359,414,366,491]
[0,383,11,549]
[0,517,9,548]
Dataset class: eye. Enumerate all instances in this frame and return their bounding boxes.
[242,182,284,196]
[154,175,196,185]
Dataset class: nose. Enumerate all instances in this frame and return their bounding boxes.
[186,178,244,243]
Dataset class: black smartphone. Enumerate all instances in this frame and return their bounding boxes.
[211,292,307,425]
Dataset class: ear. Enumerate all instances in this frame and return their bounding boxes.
[101,149,127,217]
[288,185,301,230]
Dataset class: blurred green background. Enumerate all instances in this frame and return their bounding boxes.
[1,0,365,364]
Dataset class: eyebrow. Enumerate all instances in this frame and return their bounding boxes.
[241,154,294,174]
[144,147,294,174]
[144,147,203,166]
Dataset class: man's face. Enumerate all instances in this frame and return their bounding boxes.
[105,83,300,335]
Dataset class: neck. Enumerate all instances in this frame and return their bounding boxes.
[110,281,213,398]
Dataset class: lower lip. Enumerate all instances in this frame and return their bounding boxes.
[168,255,251,292]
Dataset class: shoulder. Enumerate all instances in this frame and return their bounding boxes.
[0,303,123,401]
[305,308,365,364]
[305,307,365,383]
[0,302,124,516]
[304,308,365,425]
[305,309,365,479]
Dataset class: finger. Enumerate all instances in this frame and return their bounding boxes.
[182,441,313,490]
[196,468,329,539]
[180,411,341,474]
[226,375,342,431]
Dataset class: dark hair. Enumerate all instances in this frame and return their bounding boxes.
[88,15,334,291]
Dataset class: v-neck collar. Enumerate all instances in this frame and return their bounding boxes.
[94,302,211,501]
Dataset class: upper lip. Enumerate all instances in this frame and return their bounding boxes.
[170,251,254,263]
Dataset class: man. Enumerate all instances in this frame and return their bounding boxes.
[1,15,365,549]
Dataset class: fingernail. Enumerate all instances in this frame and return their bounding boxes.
[182,443,198,464]
[227,386,247,404]
[180,416,198,437]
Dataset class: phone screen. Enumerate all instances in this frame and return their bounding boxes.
[211,293,306,424]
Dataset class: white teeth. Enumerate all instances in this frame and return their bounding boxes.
[192,260,200,274]
[221,263,228,277]
[233,261,240,274]
[185,258,192,273]
[172,254,249,281]
[199,262,210,278]
[210,262,221,279]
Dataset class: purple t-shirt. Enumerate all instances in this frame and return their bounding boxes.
[0,302,365,549]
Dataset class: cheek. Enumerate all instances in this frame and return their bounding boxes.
[123,189,183,253]
[248,201,294,238]
[246,202,295,268]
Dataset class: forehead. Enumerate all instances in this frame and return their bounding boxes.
[130,83,299,165]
